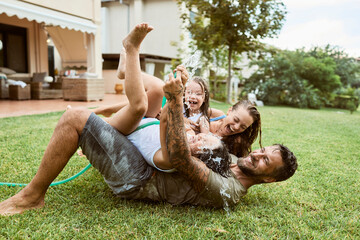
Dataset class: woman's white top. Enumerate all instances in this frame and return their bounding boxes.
[127,118,175,173]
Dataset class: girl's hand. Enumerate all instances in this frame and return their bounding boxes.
[198,116,210,134]
[184,118,200,132]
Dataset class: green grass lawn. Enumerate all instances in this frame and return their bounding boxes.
[0,104,359,239]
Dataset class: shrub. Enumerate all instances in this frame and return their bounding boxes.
[243,75,322,109]
[208,76,227,102]
[353,88,360,100]
[346,101,357,114]
[332,95,359,112]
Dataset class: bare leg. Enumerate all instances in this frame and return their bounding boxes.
[118,47,164,118]
[0,108,91,216]
[91,100,129,117]
[90,49,129,117]
[142,73,164,118]
[117,48,126,79]
[94,40,164,118]
[95,73,163,118]
[107,23,154,135]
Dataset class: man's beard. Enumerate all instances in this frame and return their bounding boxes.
[237,157,262,178]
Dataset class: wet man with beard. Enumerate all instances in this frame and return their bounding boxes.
[234,145,297,189]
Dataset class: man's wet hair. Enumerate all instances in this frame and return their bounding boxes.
[196,141,231,178]
[271,144,298,182]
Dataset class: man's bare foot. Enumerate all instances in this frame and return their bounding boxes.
[122,23,153,53]
[77,149,86,157]
[117,48,126,79]
[0,190,45,216]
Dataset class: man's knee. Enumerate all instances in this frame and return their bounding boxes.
[61,108,92,133]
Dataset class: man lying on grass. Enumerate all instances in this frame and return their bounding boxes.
[0,24,297,216]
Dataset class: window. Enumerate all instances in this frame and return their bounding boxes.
[0,23,28,73]
[102,54,119,70]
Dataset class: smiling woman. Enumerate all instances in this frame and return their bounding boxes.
[208,100,262,157]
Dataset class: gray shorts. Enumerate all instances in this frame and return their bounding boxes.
[78,113,154,198]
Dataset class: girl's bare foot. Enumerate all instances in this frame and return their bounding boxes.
[122,23,153,53]
[117,48,126,79]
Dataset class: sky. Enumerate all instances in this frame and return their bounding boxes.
[263,0,360,58]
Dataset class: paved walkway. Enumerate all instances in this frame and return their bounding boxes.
[0,94,126,118]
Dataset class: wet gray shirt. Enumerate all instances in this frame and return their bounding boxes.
[135,166,247,208]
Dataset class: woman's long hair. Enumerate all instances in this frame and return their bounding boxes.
[222,100,262,157]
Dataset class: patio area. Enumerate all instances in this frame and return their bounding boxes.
[0,93,126,118]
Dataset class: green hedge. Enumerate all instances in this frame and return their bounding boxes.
[332,95,359,113]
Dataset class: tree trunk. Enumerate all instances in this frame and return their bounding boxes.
[226,46,233,104]
[209,69,217,99]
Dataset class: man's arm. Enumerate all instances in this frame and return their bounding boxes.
[164,71,210,192]
[159,103,170,166]
[209,108,225,118]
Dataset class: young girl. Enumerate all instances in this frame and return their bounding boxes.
[183,76,211,134]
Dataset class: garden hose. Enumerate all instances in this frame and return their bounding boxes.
[0,163,92,187]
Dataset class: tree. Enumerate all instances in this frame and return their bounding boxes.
[178,0,287,103]
[299,56,341,96]
[243,49,340,108]
[308,45,360,87]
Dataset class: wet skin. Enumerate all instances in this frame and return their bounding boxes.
[187,133,221,155]
[237,146,283,178]
[214,106,254,137]
[184,80,205,116]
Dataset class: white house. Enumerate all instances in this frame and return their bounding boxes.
[0,0,102,79]
[101,0,186,93]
